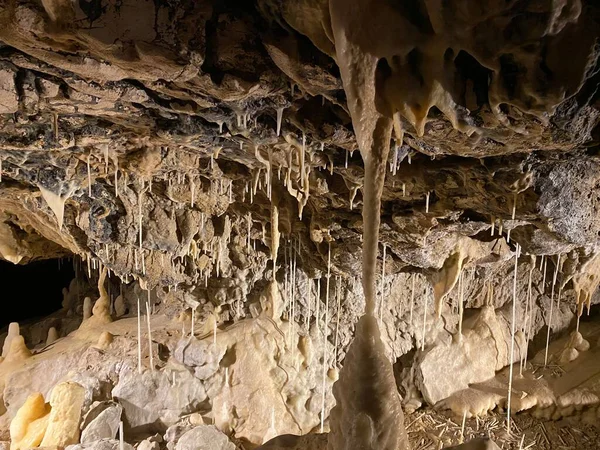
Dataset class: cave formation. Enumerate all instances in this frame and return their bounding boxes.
[0,0,600,449]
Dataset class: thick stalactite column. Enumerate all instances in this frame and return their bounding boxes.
[327,0,410,449]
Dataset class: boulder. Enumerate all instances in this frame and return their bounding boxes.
[9,393,50,450]
[112,369,206,432]
[40,382,86,447]
[415,307,525,405]
[80,402,122,444]
[174,426,235,450]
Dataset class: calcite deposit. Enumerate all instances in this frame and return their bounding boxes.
[0,0,600,449]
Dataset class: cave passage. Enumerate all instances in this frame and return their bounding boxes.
[0,258,74,329]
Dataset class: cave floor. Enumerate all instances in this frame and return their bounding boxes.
[406,408,600,450]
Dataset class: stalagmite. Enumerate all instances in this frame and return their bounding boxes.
[83,297,92,320]
[46,327,58,345]
[2,322,20,357]
[4,335,31,364]
[507,243,521,433]
[425,192,430,213]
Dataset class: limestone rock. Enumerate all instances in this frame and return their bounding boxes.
[112,369,207,432]
[137,438,160,450]
[174,426,235,450]
[415,306,525,405]
[40,382,86,447]
[0,65,18,114]
[172,338,225,380]
[80,402,122,444]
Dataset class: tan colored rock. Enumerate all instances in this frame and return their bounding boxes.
[95,332,114,349]
[0,66,18,114]
[416,307,525,405]
[2,323,20,358]
[40,382,86,448]
[4,336,32,364]
[81,269,113,330]
[83,298,93,321]
[46,327,59,346]
[9,393,51,450]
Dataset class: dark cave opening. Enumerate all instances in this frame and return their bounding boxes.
[0,258,75,330]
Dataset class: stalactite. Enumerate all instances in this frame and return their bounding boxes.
[316,278,321,337]
[409,274,415,326]
[137,297,142,374]
[379,244,386,319]
[334,276,342,364]
[507,243,521,433]
[521,255,536,375]
[138,185,144,250]
[306,276,312,333]
[119,422,124,450]
[276,107,284,136]
[458,270,465,337]
[190,177,195,208]
[544,254,561,367]
[349,185,359,210]
[421,287,428,351]
[146,291,154,372]
[87,153,92,197]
